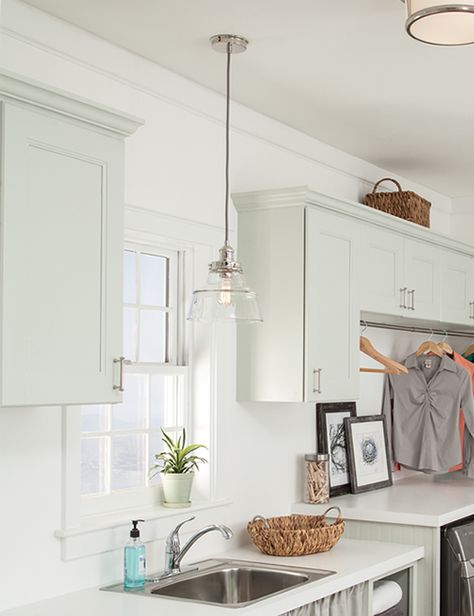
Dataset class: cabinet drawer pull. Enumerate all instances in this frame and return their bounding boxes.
[407,289,415,311]
[113,356,132,391]
[313,368,322,394]
[400,287,407,309]
[470,302,474,319]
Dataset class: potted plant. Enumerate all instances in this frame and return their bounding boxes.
[150,428,207,508]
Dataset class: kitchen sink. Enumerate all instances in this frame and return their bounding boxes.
[103,558,335,608]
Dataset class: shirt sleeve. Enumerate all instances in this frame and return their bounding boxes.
[382,375,395,465]
[460,370,474,478]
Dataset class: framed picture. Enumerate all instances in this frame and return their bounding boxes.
[344,415,392,494]
[316,402,356,497]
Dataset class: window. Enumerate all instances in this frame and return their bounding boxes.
[79,245,187,516]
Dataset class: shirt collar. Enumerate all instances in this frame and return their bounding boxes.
[405,352,457,373]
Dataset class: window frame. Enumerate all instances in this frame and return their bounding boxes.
[71,239,190,522]
[123,242,180,365]
[58,213,226,560]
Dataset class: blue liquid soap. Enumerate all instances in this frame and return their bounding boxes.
[124,519,146,590]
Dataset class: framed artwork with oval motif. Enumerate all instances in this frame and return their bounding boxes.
[316,402,356,497]
[344,415,392,494]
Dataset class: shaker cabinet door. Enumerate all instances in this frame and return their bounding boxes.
[440,250,474,326]
[0,104,123,406]
[305,209,360,402]
[360,227,405,316]
[404,238,441,321]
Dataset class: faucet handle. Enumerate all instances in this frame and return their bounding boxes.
[168,516,196,546]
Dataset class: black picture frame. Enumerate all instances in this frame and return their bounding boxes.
[344,415,393,494]
[316,402,356,497]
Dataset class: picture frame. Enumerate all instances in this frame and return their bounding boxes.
[316,402,356,497]
[344,415,392,494]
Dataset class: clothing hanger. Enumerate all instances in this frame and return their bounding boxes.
[463,342,474,358]
[438,331,454,356]
[360,323,408,375]
[416,329,443,357]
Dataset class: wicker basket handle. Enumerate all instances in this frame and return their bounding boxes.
[251,515,270,529]
[371,178,402,194]
[322,506,342,522]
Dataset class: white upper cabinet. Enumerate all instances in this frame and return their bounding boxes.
[361,231,441,320]
[305,209,360,402]
[235,189,360,403]
[440,250,474,325]
[403,239,441,320]
[361,227,404,316]
[0,73,142,407]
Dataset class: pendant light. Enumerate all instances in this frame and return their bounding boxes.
[403,0,474,45]
[188,34,262,323]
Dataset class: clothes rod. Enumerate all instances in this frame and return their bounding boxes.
[360,320,474,340]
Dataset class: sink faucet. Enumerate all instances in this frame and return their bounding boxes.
[162,516,232,578]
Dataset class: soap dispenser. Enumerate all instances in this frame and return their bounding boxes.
[124,519,146,590]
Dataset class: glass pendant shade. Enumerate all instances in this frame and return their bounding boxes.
[188,243,262,323]
[405,0,474,45]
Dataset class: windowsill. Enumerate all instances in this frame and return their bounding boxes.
[55,498,232,561]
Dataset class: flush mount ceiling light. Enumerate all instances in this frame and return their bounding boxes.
[403,0,474,45]
[188,34,262,324]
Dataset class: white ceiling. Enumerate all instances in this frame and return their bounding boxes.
[22,0,474,198]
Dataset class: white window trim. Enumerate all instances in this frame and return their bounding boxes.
[78,242,187,518]
[58,210,229,560]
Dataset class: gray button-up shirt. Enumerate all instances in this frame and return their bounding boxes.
[382,353,474,476]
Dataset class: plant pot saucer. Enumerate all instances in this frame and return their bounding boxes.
[162,500,192,508]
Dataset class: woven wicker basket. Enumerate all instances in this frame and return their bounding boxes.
[247,507,344,557]
[363,178,431,228]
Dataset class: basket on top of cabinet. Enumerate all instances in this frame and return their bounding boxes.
[363,178,431,228]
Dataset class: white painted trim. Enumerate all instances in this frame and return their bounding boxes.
[0,68,143,136]
[56,499,232,561]
[124,204,224,248]
[61,406,81,530]
[233,185,474,256]
[208,324,219,502]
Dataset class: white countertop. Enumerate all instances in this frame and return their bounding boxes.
[293,474,474,527]
[0,540,423,616]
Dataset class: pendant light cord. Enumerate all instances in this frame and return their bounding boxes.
[225,42,231,245]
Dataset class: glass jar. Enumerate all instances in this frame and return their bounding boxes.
[304,454,329,504]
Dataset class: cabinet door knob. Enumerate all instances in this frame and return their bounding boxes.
[312,368,322,394]
[113,356,132,391]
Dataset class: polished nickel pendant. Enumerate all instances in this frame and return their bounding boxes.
[188,35,262,323]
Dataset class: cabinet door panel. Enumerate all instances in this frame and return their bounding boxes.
[1,104,123,406]
[360,228,404,316]
[404,239,440,321]
[440,250,474,326]
[305,209,359,402]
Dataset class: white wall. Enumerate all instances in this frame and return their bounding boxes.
[0,0,459,610]
[451,197,474,245]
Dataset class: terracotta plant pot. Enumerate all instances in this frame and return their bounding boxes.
[161,472,194,508]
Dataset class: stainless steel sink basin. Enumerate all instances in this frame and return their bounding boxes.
[152,561,330,606]
[103,558,335,608]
